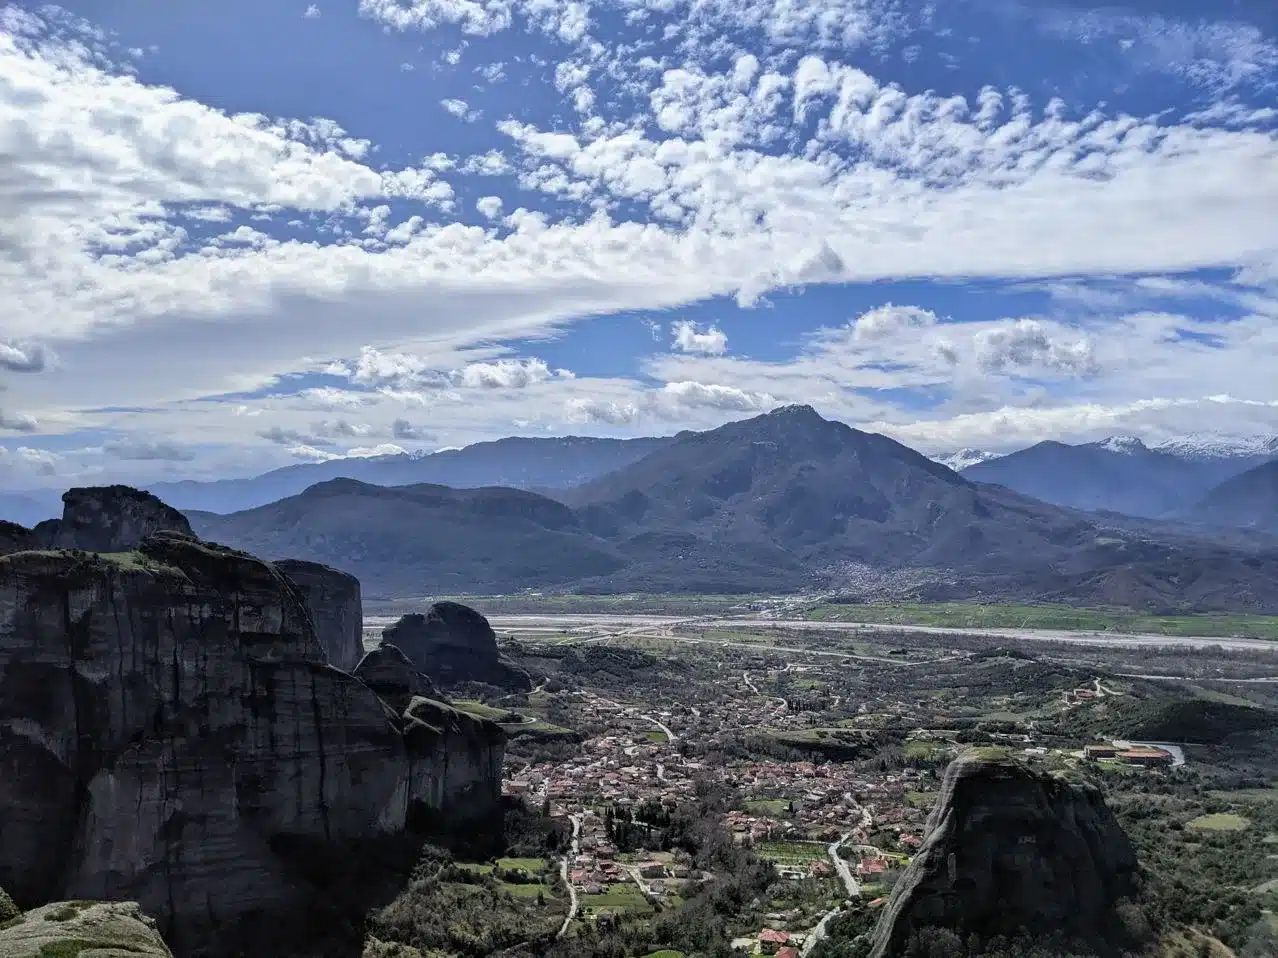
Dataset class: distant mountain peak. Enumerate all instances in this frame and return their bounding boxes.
[765,403,825,421]
[1154,433,1278,462]
[936,449,1000,472]
[1091,435,1148,455]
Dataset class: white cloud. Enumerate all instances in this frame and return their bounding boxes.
[476,195,503,219]
[303,5,321,19]
[0,410,38,432]
[391,418,434,440]
[101,439,195,461]
[852,305,938,342]
[973,319,1097,376]
[440,97,479,121]
[0,342,47,373]
[671,320,728,356]
[453,358,560,389]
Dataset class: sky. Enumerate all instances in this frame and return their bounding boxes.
[0,0,1276,488]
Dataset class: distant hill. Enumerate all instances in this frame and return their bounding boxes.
[1181,460,1278,534]
[960,436,1268,518]
[0,490,63,527]
[148,435,672,513]
[189,406,1278,611]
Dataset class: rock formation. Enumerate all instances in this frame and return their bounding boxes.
[0,900,174,957]
[33,485,193,551]
[0,521,36,557]
[0,885,17,923]
[869,751,1141,958]
[382,601,532,691]
[274,558,364,671]
[353,644,441,716]
[0,530,504,957]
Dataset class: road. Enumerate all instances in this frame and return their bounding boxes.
[802,834,861,957]
[556,814,583,939]
[645,714,677,743]
[490,614,1278,654]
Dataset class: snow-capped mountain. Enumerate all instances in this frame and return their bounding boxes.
[1089,436,1149,455]
[1153,433,1278,462]
[933,449,1002,471]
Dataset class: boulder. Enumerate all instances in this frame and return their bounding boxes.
[274,558,364,671]
[0,900,174,957]
[354,644,441,716]
[0,531,504,957]
[34,485,192,551]
[0,521,36,557]
[382,601,532,691]
[869,751,1141,958]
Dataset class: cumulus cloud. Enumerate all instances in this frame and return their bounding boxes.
[0,342,46,373]
[0,410,38,432]
[476,195,503,219]
[392,418,435,440]
[974,319,1098,376]
[303,4,321,19]
[565,398,642,425]
[257,425,335,447]
[454,358,560,389]
[440,97,480,121]
[102,439,196,461]
[852,305,939,342]
[671,321,728,356]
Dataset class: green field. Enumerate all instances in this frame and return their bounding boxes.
[644,729,669,744]
[452,700,512,721]
[757,841,828,864]
[744,798,791,816]
[903,740,948,760]
[498,857,551,873]
[1187,813,1252,832]
[805,602,1278,638]
[581,883,653,917]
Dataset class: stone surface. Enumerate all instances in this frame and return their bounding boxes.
[0,522,36,557]
[0,900,174,957]
[274,558,364,671]
[0,886,17,923]
[869,751,1140,958]
[34,485,193,552]
[382,601,532,691]
[0,531,504,957]
[353,644,441,716]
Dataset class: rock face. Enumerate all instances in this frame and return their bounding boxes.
[869,752,1140,958]
[383,601,532,691]
[34,485,193,552]
[0,900,174,957]
[274,558,364,671]
[0,521,36,557]
[354,644,441,716]
[0,532,504,957]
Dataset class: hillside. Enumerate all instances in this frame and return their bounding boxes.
[189,406,1278,610]
[1182,460,1278,534]
[959,437,1251,518]
[150,435,672,514]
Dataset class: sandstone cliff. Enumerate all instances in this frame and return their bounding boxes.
[0,900,174,957]
[383,601,532,691]
[33,485,193,551]
[274,557,364,671]
[869,751,1141,958]
[0,532,504,957]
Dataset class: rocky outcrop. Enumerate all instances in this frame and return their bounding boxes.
[382,602,532,691]
[274,558,364,671]
[0,886,17,923]
[354,645,441,716]
[869,751,1141,958]
[0,521,36,557]
[0,900,174,957]
[34,485,192,552]
[0,531,504,957]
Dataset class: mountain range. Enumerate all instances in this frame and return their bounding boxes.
[185,406,1278,611]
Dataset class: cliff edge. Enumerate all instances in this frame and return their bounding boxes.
[0,529,503,957]
[869,751,1141,958]
[382,601,532,691]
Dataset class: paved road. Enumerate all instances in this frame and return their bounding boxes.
[490,614,1278,654]
[829,833,860,898]
[556,815,583,939]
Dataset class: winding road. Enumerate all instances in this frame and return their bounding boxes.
[556,814,583,939]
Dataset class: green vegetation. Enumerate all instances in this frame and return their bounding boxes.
[756,841,828,864]
[903,739,947,761]
[807,601,1278,638]
[452,700,511,721]
[1187,813,1251,832]
[643,729,669,744]
[581,883,653,917]
[744,798,791,816]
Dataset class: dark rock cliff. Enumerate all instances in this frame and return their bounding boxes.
[353,644,442,716]
[0,531,504,957]
[33,485,193,552]
[382,601,532,691]
[869,752,1141,958]
[0,520,37,556]
[274,558,364,671]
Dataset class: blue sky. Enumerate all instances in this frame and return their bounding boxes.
[0,0,1276,486]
